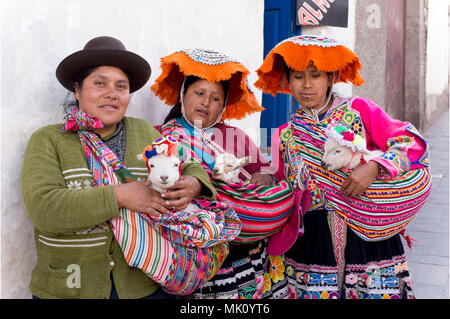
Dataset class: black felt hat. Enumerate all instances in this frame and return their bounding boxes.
[56,36,151,93]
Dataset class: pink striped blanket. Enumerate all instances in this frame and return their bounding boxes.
[282,108,432,241]
[160,119,307,247]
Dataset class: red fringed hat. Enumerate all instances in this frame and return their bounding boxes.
[254,35,364,96]
[150,49,264,121]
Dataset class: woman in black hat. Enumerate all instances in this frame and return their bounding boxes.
[20,36,217,299]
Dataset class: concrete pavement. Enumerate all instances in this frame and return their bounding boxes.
[405,111,449,299]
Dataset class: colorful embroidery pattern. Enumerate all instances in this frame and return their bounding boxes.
[261,254,290,299]
[280,101,432,242]
[282,35,343,48]
[381,151,410,174]
[284,259,340,299]
[192,241,269,299]
[283,253,414,299]
[344,257,414,299]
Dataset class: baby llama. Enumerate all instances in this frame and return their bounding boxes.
[321,125,383,172]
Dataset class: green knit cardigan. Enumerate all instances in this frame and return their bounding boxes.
[20,116,216,299]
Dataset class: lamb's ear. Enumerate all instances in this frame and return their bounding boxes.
[236,156,252,168]
[137,154,144,161]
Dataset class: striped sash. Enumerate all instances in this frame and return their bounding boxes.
[213,180,296,243]
[283,110,432,241]
[161,119,298,243]
[316,167,430,241]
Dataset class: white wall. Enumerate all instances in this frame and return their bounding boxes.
[426,0,449,95]
[0,0,263,298]
[425,0,449,123]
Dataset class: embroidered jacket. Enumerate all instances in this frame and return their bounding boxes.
[21,116,215,299]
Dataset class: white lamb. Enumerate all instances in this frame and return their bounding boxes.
[141,152,182,193]
[212,153,252,184]
[321,126,383,172]
[137,138,198,213]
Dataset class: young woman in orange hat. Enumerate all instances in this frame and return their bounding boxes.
[255,35,431,299]
[152,48,311,299]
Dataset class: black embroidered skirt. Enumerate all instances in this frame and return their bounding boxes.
[282,209,414,299]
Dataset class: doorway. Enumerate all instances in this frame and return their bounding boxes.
[260,0,301,151]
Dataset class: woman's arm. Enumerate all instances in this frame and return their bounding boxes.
[341,97,430,197]
[21,127,173,235]
[352,97,429,179]
[114,181,170,217]
[20,129,120,235]
[161,161,217,210]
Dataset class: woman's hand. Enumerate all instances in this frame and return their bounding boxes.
[340,161,379,198]
[161,175,202,211]
[250,172,275,186]
[114,181,170,217]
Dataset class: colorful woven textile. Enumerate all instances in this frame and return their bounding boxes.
[212,180,295,243]
[317,168,430,241]
[281,106,432,242]
[161,118,297,244]
[110,199,238,294]
[62,108,241,295]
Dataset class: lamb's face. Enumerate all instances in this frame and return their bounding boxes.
[147,154,181,191]
[212,153,251,183]
[321,138,354,171]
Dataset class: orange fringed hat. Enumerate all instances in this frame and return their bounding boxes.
[254,35,364,96]
[150,49,264,120]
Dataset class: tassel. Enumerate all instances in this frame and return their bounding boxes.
[359,155,367,165]
[400,229,417,250]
